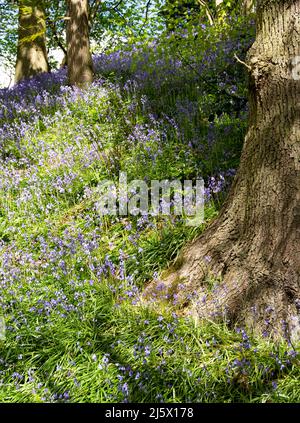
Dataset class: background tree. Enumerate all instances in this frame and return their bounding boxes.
[66,0,94,86]
[242,0,254,14]
[15,0,49,83]
[158,0,300,340]
[0,1,164,82]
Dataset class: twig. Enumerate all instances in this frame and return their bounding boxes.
[111,0,125,11]
[197,0,214,25]
[144,0,152,22]
[138,0,152,35]
[47,18,67,55]
[234,53,251,70]
[89,0,102,25]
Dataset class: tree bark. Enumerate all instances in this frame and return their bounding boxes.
[66,0,94,86]
[145,0,300,341]
[15,0,49,84]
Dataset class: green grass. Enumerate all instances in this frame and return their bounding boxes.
[0,55,299,403]
[1,286,300,402]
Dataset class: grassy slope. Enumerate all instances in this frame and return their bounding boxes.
[0,38,300,402]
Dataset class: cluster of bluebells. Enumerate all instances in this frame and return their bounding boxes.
[93,24,254,100]
[0,69,67,155]
[4,18,293,404]
[93,29,253,182]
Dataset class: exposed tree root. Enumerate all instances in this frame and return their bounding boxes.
[144,0,300,341]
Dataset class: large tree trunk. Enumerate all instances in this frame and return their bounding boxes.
[66,0,94,86]
[146,0,300,341]
[15,0,49,84]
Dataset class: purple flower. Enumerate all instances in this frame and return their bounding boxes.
[121,383,129,395]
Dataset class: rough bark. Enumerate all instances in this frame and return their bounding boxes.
[15,0,49,84]
[66,0,94,86]
[144,0,300,341]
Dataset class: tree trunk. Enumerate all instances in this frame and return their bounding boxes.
[242,0,254,15]
[66,0,94,86]
[15,0,49,84]
[145,0,300,341]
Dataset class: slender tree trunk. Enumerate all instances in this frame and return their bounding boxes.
[242,0,254,15]
[15,0,49,84]
[66,0,94,86]
[146,0,300,341]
